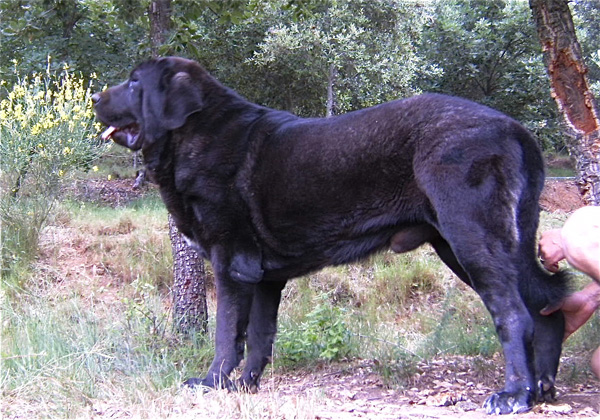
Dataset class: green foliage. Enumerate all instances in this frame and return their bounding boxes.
[1,0,596,150]
[246,0,433,115]
[0,63,105,277]
[0,193,211,418]
[0,0,147,85]
[370,342,419,387]
[418,0,563,150]
[276,294,352,365]
[0,278,213,418]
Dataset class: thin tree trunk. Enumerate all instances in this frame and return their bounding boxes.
[326,63,337,117]
[149,0,208,334]
[148,0,172,57]
[169,215,208,334]
[529,0,600,205]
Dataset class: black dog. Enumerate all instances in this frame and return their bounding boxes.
[93,57,568,414]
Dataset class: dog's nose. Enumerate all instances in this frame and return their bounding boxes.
[91,93,101,104]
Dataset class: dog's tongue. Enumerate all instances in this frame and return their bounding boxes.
[101,126,118,141]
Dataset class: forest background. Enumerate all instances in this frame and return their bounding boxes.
[1,1,600,419]
[2,0,599,150]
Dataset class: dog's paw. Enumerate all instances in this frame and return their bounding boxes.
[182,376,235,392]
[182,377,206,389]
[483,389,534,415]
[238,370,261,394]
[536,378,557,403]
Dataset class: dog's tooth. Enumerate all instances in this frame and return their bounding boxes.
[101,126,117,141]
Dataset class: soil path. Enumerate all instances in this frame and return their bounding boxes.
[257,358,599,419]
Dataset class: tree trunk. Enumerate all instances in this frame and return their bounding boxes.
[149,0,208,334]
[169,215,208,334]
[148,0,172,57]
[529,0,600,205]
[326,63,337,117]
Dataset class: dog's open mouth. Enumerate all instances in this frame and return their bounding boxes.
[101,123,142,150]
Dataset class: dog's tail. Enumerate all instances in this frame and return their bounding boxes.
[514,127,572,309]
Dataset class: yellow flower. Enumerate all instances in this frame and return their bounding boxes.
[92,166,99,172]
[58,169,64,177]
[31,123,42,136]
[107,174,112,181]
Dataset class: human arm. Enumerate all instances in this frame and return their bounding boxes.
[541,281,600,340]
[560,207,600,281]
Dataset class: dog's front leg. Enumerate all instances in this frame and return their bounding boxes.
[184,247,255,390]
[239,280,287,392]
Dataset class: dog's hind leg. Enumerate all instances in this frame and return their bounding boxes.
[529,299,565,401]
[516,240,568,402]
[430,233,566,403]
[239,280,287,391]
[431,231,568,402]
[436,221,536,414]
[512,150,568,403]
[417,160,539,413]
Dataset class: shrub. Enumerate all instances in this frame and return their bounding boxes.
[0,61,105,279]
[276,295,352,365]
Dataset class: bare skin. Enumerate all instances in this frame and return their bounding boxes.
[539,206,600,378]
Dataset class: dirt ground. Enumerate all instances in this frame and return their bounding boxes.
[539,178,584,213]
[256,356,599,419]
[63,178,598,419]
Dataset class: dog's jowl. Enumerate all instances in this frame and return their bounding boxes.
[93,57,569,415]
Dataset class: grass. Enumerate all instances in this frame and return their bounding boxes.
[545,152,577,178]
[1,177,599,418]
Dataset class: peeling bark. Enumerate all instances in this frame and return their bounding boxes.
[529,0,600,205]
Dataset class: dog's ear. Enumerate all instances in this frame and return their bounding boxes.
[162,71,203,130]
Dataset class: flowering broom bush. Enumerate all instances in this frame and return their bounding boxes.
[0,62,106,278]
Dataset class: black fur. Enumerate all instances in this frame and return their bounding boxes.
[93,57,569,414]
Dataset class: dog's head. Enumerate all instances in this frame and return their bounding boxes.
[92,57,204,151]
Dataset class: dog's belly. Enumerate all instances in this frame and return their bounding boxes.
[260,219,435,281]
[261,233,391,281]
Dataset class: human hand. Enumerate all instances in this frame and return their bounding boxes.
[538,229,564,272]
[541,283,600,340]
